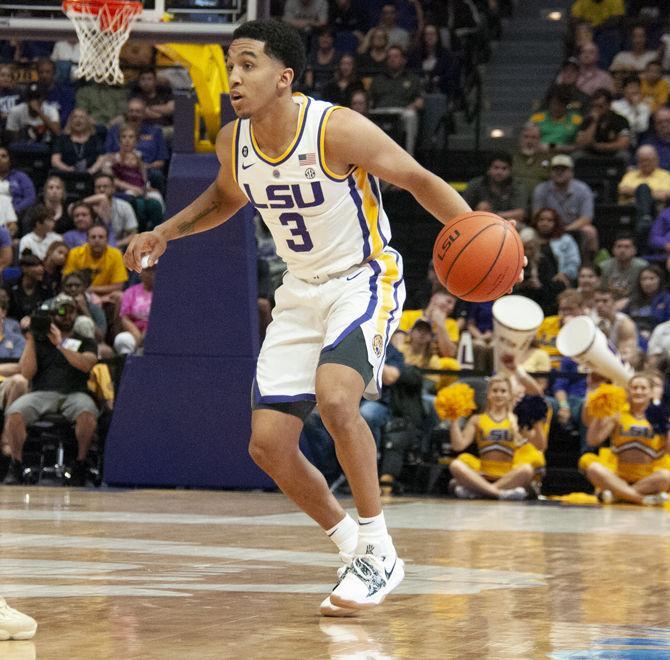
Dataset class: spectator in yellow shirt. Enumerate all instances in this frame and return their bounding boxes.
[570,0,624,29]
[618,146,670,245]
[397,289,460,358]
[63,224,127,302]
[619,145,670,203]
[640,60,669,113]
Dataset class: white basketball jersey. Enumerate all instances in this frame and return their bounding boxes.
[232,94,393,282]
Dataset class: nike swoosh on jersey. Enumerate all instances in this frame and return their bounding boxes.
[241,162,255,170]
[346,271,363,281]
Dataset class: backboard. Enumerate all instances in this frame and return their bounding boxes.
[0,0,260,43]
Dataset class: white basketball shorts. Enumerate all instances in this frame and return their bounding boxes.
[253,249,405,406]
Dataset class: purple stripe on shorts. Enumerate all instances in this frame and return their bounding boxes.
[321,260,381,352]
[258,393,317,404]
[348,174,370,261]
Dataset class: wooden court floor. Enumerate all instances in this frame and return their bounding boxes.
[0,487,669,659]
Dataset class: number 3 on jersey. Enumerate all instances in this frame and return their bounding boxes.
[280,212,313,252]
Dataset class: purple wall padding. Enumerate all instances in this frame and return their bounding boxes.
[104,153,274,489]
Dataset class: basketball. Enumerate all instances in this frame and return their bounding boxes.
[432,211,524,303]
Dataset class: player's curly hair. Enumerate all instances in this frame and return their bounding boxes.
[232,19,306,86]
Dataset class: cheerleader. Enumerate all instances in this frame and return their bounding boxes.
[580,373,670,505]
[449,375,546,500]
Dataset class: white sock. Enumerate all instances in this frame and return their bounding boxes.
[356,511,393,557]
[325,513,358,555]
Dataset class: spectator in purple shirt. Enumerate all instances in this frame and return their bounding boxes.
[467,301,494,339]
[63,201,115,248]
[0,224,13,273]
[647,205,670,259]
[0,147,37,217]
[641,107,670,172]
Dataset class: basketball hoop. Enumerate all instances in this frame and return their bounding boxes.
[62,0,143,85]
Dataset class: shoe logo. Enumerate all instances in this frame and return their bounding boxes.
[365,544,375,555]
[350,557,385,597]
[346,271,362,281]
[384,559,396,581]
[241,162,255,170]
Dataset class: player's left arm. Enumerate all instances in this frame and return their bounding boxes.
[324,108,472,225]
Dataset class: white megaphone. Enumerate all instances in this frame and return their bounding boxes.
[492,295,544,371]
[556,315,633,387]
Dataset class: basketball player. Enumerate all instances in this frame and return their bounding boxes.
[125,19,477,615]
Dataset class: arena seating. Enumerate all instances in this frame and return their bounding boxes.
[2,0,670,502]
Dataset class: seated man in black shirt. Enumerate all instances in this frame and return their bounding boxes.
[574,87,631,161]
[3,293,98,486]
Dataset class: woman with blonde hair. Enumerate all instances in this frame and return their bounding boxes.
[51,107,105,174]
[580,372,670,505]
[40,174,71,234]
[449,374,546,500]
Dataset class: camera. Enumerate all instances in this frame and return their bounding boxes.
[30,308,52,342]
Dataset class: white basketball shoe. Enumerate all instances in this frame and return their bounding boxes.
[0,598,37,640]
[320,553,358,617]
[329,546,405,610]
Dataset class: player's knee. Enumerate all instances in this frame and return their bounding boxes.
[318,394,358,437]
[248,433,275,468]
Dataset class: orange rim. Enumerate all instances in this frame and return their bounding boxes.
[62,0,142,17]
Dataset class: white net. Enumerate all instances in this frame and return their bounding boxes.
[64,1,142,85]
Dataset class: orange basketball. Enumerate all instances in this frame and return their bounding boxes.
[432,211,524,303]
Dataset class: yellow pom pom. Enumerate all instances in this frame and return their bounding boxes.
[585,384,627,419]
[436,357,460,391]
[435,382,477,420]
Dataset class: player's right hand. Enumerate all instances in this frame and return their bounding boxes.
[124,230,167,273]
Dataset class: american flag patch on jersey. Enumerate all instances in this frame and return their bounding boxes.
[298,153,316,166]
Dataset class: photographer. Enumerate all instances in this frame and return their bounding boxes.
[3,293,98,486]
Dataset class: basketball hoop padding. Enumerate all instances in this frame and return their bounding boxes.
[62,0,142,85]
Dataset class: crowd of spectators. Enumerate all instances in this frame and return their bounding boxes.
[286,0,670,503]
[0,39,170,485]
[3,1,670,502]
[273,0,505,155]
